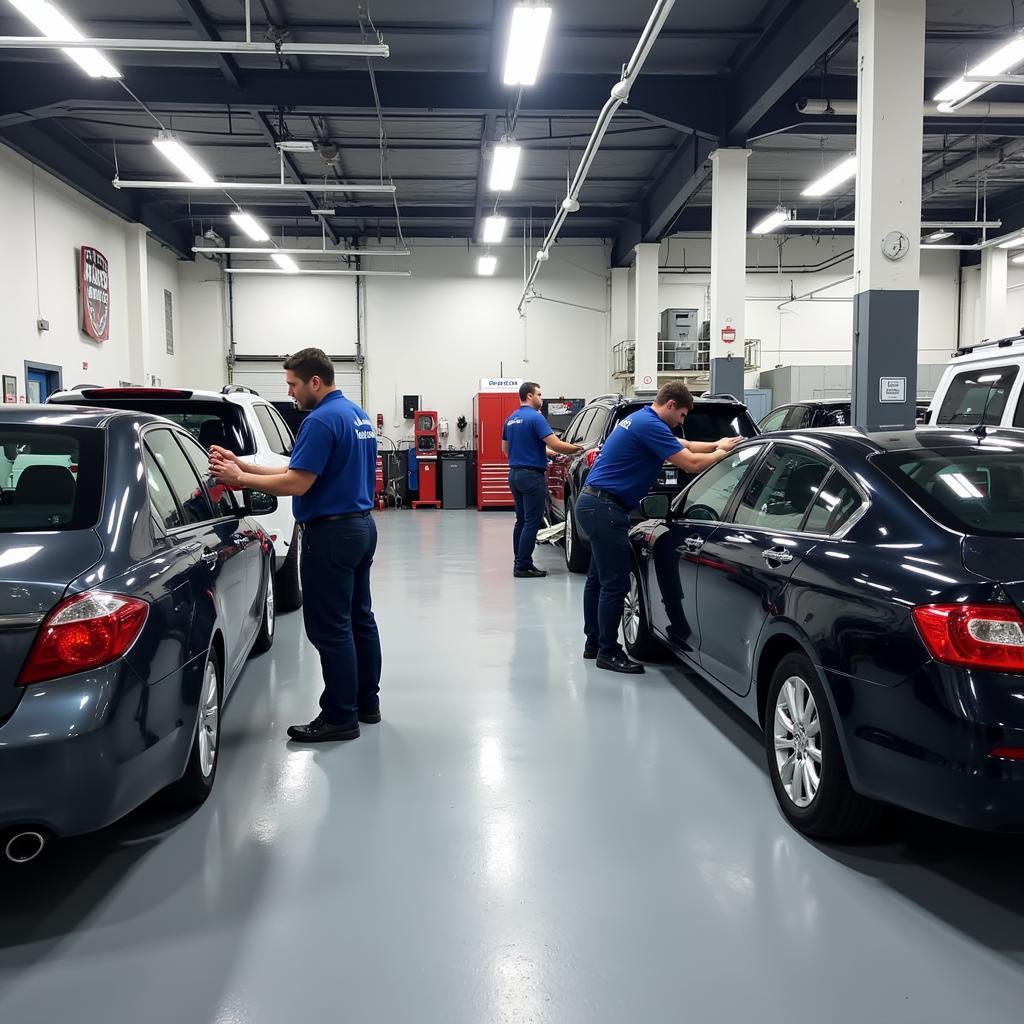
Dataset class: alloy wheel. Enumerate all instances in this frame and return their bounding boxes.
[773,675,822,808]
[198,659,220,779]
[264,572,275,636]
[565,507,574,559]
[623,574,640,645]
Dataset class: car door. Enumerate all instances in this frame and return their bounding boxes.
[547,408,592,520]
[648,444,767,657]
[694,442,834,696]
[144,428,250,685]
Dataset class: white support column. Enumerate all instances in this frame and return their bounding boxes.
[851,0,926,429]
[124,224,152,386]
[610,267,629,344]
[980,247,1008,340]
[633,242,660,395]
[709,148,750,398]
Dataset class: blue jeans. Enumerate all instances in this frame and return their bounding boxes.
[300,514,382,724]
[509,467,546,571]
[575,492,632,658]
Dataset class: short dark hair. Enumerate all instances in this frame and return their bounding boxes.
[283,347,335,386]
[655,380,694,410]
[519,381,540,402]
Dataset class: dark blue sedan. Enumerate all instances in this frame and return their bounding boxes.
[0,407,277,862]
[626,426,1024,838]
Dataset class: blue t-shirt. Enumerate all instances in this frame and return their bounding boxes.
[502,406,554,470]
[585,405,683,509]
[288,390,377,522]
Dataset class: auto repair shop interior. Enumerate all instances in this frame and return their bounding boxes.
[3,1,1024,1021]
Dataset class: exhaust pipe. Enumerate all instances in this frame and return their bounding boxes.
[4,830,49,864]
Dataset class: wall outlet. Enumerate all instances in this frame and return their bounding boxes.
[36,318,50,332]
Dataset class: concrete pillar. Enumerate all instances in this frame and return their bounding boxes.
[633,242,659,395]
[980,247,1008,340]
[709,148,750,399]
[610,267,629,343]
[124,224,152,386]
[851,0,926,429]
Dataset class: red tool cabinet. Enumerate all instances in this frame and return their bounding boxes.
[473,387,522,510]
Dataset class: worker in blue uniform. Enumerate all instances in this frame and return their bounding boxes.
[577,380,740,674]
[210,347,381,742]
[502,382,583,578]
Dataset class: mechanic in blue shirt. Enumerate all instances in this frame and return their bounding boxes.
[502,382,582,578]
[577,380,740,674]
[209,347,381,743]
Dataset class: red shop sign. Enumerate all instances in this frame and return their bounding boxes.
[80,246,110,342]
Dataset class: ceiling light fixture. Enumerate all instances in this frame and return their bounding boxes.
[271,252,299,273]
[924,230,953,242]
[801,155,857,197]
[503,2,552,86]
[151,132,215,186]
[489,141,522,192]
[9,0,120,77]
[998,230,1024,249]
[934,33,1024,111]
[477,255,498,276]
[1013,253,1024,265]
[230,211,271,242]
[276,140,315,152]
[309,208,336,216]
[751,208,790,234]
[482,215,507,244]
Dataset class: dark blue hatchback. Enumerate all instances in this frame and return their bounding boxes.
[626,426,1024,838]
[0,407,277,860]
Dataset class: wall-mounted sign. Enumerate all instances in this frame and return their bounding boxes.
[879,377,907,403]
[2,375,16,404]
[479,378,523,392]
[80,246,110,342]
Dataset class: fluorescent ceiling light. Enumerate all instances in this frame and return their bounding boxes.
[276,140,315,152]
[751,208,789,235]
[1013,253,1024,265]
[310,208,336,216]
[152,132,215,185]
[482,215,507,244]
[801,156,857,197]
[230,211,270,242]
[489,142,522,192]
[9,0,120,78]
[503,3,552,86]
[934,34,1024,107]
[924,230,953,242]
[998,231,1024,249]
[271,252,299,273]
[477,255,498,276]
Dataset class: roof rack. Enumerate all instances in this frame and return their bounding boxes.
[701,393,742,402]
[952,328,1024,358]
[221,384,260,396]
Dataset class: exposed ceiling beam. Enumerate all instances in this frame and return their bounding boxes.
[472,113,498,243]
[173,0,242,89]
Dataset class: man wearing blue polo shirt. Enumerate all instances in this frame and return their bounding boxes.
[578,380,740,674]
[502,382,583,578]
[209,347,381,742]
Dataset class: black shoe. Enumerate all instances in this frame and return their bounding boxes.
[514,567,548,578]
[583,645,598,660]
[287,713,360,742]
[596,654,645,675]
[358,708,382,724]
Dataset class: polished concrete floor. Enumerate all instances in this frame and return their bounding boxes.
[2,513,1024,1023]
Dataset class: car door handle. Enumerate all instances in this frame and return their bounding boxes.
[684,536,705,552]
[762,547,793,565]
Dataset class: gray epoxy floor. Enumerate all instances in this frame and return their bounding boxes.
[2,512,1024,1023]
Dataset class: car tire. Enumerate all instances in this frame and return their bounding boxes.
[564,497,590,574]
[765,652,880,839]
[623,565,666,661]
[165,646,223,806]
[251,568,275,655]
[275,524,303,612]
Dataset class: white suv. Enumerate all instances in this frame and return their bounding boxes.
[927,331,1024,431]
[49,385,303,610]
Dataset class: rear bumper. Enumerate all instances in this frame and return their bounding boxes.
[0,658,199,836]
[826,663,1024,831]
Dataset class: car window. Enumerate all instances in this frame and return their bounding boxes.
[144,429,214,526]
[784,406,812,429]
[937,365,1018,426]
[254,404,289,457]
[144,448,184,531]
[267,405,294,453]
[583,408,610,445]
[685,406,756,442]
[570,409,598,444]
[676,445,765,521]
[562,410,588,444]
[759,407,789,432]
[802,470,863,534]
[175,432,239,519]
[818,406,850,427]
[733,445,832,530]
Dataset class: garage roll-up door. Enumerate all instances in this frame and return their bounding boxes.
[230,358,363,404]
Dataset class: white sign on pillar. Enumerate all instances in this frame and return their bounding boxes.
[633,243,660,394]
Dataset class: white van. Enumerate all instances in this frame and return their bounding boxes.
[926,332,1024,429]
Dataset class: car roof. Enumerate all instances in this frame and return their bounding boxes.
[588,394,749,411]
[49,386,266,405]
[948,334,1024,362]
[0,405,179,429]
[754,424,1024,454]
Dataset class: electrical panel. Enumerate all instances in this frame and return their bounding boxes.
[660,308,700,341]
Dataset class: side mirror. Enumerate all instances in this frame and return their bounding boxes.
[245,489,278,516]
[639,493,671,520]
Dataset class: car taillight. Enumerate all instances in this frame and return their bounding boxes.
[586,448,601,468]
[17,592,149,686]
[912,603,1024,673]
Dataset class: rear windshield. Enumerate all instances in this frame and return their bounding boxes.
[684,406,757,442]
[0,427,103,532]
[936,365,1017,426]
[874,448,1024,536]
[65,399,255,455]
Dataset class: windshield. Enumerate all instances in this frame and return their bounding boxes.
[874,448,1024,536]
[0,426,103,532]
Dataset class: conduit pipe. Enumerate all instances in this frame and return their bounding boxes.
[798,97,1024,118]
[516,0,676,315]
[0,37,389,58]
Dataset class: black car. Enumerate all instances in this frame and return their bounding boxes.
[626,426,1024,838]
[760,400,930,432]
[0,407,277,861]
[546,393,759,572]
